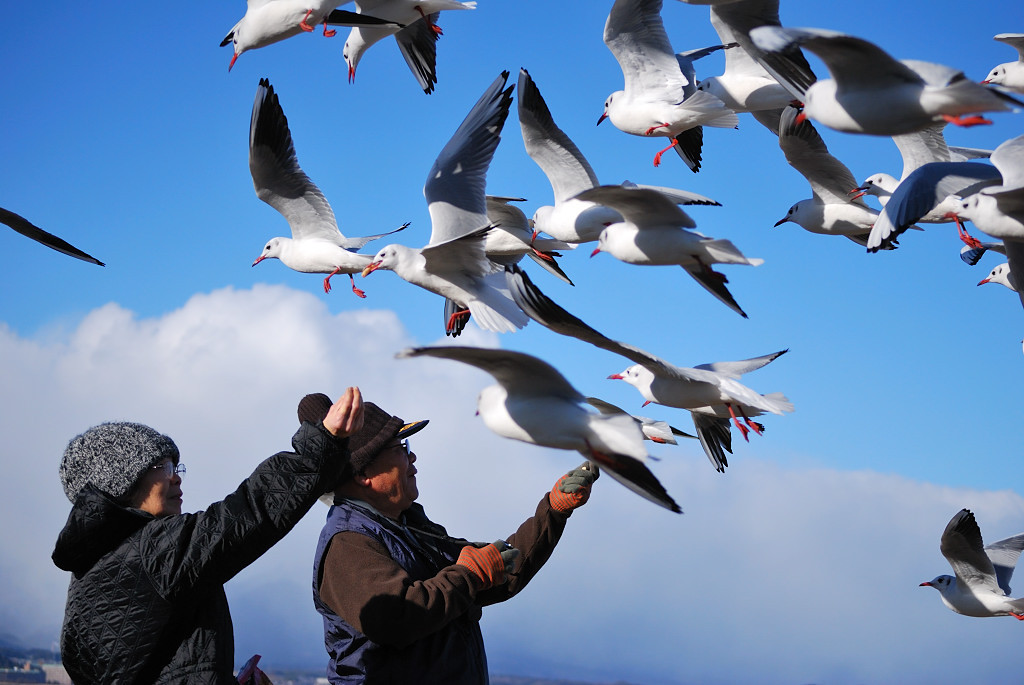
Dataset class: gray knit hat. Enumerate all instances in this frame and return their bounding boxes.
[60,422,180,503]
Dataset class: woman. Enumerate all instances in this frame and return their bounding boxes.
[51,387,364,684]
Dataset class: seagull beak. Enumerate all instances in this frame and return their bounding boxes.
[794,110,807,124]
[361,261,381,277]
[252,255,266,267]
[590,247,602,258]
[980,79,991,84]
[978,277,991,286]
[919,582,932,587]
[607,373,623,380]
[597,112,608,126]
[849,187,867,200]
[229,52,239,72]
[773,217,788,227]
[348,64,356,84]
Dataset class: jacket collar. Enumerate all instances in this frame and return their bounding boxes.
[52,484,153,575]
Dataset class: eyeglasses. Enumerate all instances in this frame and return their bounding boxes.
[151,462,186,478]
[396,439,410,456]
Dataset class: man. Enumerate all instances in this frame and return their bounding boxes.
[297,393,597,684]
[52,388,365,684]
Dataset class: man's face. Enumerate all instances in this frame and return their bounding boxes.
[361,439,418,518]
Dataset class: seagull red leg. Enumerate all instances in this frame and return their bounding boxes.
[416,6,444,35]
[348,274,366,298]
[299,9,316,31]
[952,214,983,249]
[322,22,336,37]
[942,114,993,128]
[1011,612,1024,621]
[652,138,678,167]
[727,404,750,442]
[445,308,471,333]
[323,266,343,293]
[737,406,763,437]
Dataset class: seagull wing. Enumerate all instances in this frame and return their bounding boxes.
[778,105,862,205]
[604,0,689,98]
[940,509,1002,593]
[986,531,1024,596]
[399,345,584,401]
[518,69,600,203]
[425,71,513,244]
[393,14,439,94]
[249,79,341,242]
[0,207,104,266]
[575,185,697,229]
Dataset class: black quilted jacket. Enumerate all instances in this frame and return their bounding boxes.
[52,422,349,685]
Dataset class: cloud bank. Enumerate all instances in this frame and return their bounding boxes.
[3,284,1023,684]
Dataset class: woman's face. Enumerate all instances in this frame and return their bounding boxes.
[127,458,183,517]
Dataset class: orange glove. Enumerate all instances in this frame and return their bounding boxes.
[549,461,599,513]
[456,540,519,589]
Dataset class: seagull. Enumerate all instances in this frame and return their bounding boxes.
[506,264,792,466]
[773,105,882,248]
[579,184,761,318]
[221,1,399,71]
[584,397,697,444]
[978,263,1017,292]
[248,78,408,297]
[443,195,572,339]
[518,69,718,244]
[953,134,1024,311]
[362,71,529,335]
[921,509,1024,619]
[342,0,477,94]
[865,161,1001,252]
[397,345,682,513]
[483,196,574,286]
[982,34,1024,94]
[694,0,816,129]
[0,207,104,266]
[749,26,1024,135]
[599,0,737,168]
[953,133,1024,242]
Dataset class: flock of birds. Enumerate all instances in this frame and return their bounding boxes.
[6,0,1024,620]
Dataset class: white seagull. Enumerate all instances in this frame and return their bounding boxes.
[954,134,1024,241]
[342,0,477,94]
[599,0,737,168]
[921,508,1024,619]
[0,206,104,266]
[773,105,881,248]
[248,79,408,297]
[580,185,762,318]
[362,71,529,335]
[978,263,1017,293]
[749,26,1024,135]
[221,1,399,71]
[397,345,682,513]
[518,69,719,245]
[865,161,1001,253]
[982,34,1024,94]
[694,0,816,129]
[506,265,792,468]
[483,196,573,285]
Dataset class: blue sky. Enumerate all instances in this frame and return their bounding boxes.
[3,1,1024,683]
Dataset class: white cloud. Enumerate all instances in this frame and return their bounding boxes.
[3,285,1024,684]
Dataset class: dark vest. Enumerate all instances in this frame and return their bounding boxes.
[312,501,488,684]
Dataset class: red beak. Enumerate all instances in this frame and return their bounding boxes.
[590,247,601,258]
[229,52,239,72]
[597,112,608,126]
[607,373,623,380]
